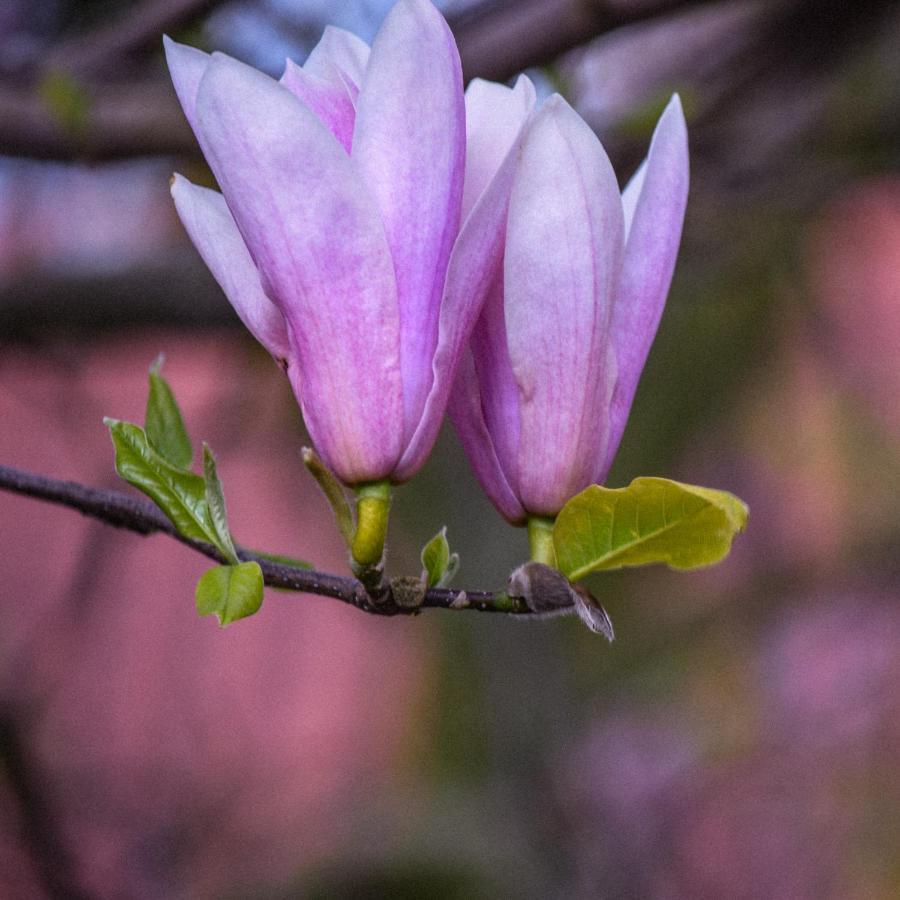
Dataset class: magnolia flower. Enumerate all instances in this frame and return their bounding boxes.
[450,93,689,523]
[165,0,506,487]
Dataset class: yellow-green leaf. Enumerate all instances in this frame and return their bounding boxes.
[420,526,459,588]
[203,444,239,565]
[195,562,264,626]
[145,357,192,469]
[554,477,748,580]
[105,418,218,545]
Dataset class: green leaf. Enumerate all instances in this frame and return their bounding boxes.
[105,418,218,545]
[420,527,459,588]
[248,549,313,569]
[145,357,193,469]
[203,444,239,565]
[195,562,264,626]
[554,477,749,580]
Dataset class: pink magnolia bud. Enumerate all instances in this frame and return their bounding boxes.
[165,1,487,487]
[450,93,689,522]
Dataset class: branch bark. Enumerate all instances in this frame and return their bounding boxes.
[0,464,523,618]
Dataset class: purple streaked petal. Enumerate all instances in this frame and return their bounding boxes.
[601,94,689,479]
[462,74,536,221]
[468,278,520,490]
[448,350,526,524]
[163,35,211,135]
[505,95,624,515]
[170,174,290,363]
[280,59,356,152]
[304,25,371,92]
[395,118,529,482]
[352,0,465,447]
[194,53,402,484]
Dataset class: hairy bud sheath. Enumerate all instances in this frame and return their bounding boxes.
[507,561,615,641]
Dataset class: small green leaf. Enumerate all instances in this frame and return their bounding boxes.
[105,418,218,545]
[145,357,193,469]
[420,527,459,588]
[554,477,749,580]
[203,444,239,565]
[421,528,449,587]
[195,562,264,626]
[248,549,313,569]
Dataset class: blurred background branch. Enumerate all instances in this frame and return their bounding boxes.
[1,0,898,333]
[452,0,721,81]
[40,0,224,79]
[1,0,895,163]
[0,80,195,161]
[0,0,731,162]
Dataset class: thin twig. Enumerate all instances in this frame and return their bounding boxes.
[0,464,523,618]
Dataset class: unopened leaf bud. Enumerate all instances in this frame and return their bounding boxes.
[507,561,614,640]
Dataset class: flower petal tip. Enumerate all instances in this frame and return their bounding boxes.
[163,36,212,129]
[652,94,689,163]
[661,93,688,132]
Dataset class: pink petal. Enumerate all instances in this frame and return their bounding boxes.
[462,74,536,221]
[194,53,402,484]
[163,35,211,135]
[304,25,371,93]
[601,94,689,479]
[505,95,624,515]
[170,174,290,364]
[351,0,465,447]
[468,278,522,494]
[448,350,526,524]
[280,59,356,152]
[396,109,531,481]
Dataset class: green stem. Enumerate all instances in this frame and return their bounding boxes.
[489,591,528,613]
[351,480,391,568]
[527,515,558,568]
[301,447,354,548]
